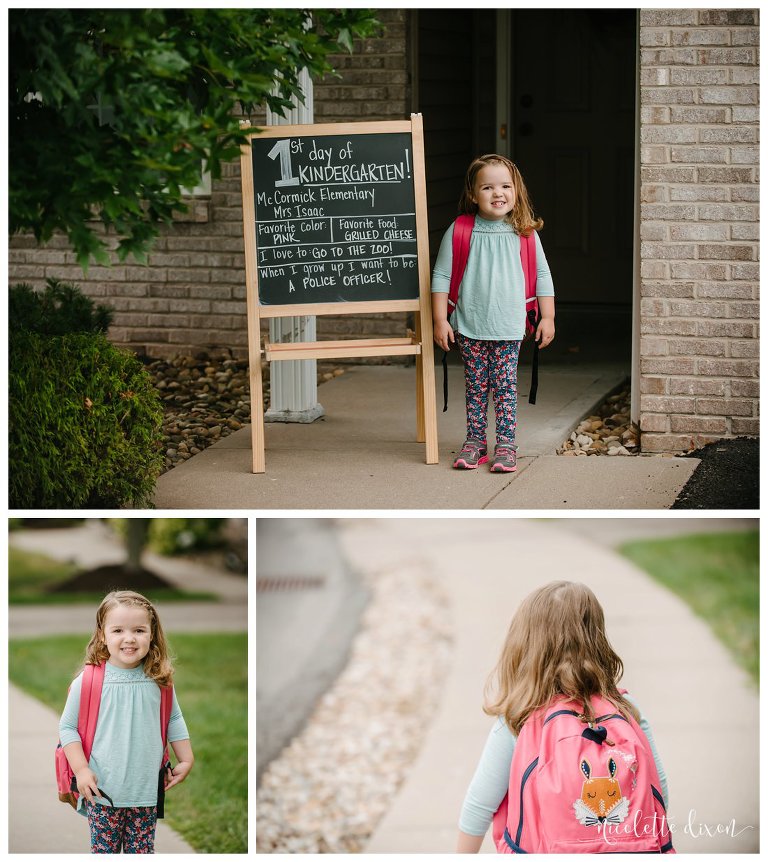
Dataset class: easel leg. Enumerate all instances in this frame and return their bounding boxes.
[251,354,266,474]
[415,316,426,443]
[417,314,439,465]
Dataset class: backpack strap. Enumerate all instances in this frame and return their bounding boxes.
[156,684,174,819]
[441,214,475,412]
[78,662,105,763]
[160,684,173,752]
[448,213,475,316]
[520,231,538,324]
[519,231,541,405]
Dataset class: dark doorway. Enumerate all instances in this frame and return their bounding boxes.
[511,10,636,307]
[416,9,637,363]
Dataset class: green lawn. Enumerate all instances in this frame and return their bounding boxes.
[8,547,216,604]
[619,530,759,684]
[9,632,247,853]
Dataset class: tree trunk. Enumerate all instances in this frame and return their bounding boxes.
[125,520,150,574]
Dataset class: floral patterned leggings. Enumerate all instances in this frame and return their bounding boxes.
[86,802,158,854]
[457,334,522,446]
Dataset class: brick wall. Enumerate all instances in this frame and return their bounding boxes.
[638,9,759,451]
[9,190,250,357]
[7,9,410,359]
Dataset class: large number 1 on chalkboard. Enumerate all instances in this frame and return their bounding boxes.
[267,139,300,188]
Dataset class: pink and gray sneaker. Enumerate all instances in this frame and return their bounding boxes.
[452,438,488,470]
[490,442,517,473]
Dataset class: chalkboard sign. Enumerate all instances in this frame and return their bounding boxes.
[239,117,437,473]
[250,132,420,306]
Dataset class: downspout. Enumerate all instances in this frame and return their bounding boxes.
[265,66,325,424]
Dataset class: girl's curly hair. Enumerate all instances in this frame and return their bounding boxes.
[484,581,639,734]
[84,590,174,687]
[458,153,544,236]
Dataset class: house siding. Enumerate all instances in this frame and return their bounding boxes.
[638,8,759,451]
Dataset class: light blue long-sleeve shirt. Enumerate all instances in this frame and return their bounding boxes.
[459,696,669,837]
[59,661,190,814]
[431,216,555,341]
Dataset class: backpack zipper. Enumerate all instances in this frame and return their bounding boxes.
[514,756,539,848]
[543,709,628,726]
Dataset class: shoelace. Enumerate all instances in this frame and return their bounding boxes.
[461,441,485,455]
[494,446,515,460]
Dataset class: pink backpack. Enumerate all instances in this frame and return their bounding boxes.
[492,694,674,854]
[441,214,541,410]
[55,662,173,815]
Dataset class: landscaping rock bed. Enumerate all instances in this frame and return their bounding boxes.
[255,562,452,853]
[146,352,344,473]
[558,384,639,456]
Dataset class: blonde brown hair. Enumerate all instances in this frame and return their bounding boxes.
[458,153,544,236]
[484,581,639,734]
[84,590,174,687]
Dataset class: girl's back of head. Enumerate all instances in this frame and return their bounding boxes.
[85,589,174,687]
[484,581,639,734]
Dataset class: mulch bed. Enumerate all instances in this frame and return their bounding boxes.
[47,565,171,593]
[672,437,759,510]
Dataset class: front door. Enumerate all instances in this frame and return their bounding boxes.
[509,10,636,308]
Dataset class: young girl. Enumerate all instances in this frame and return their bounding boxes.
[457,581,669,853]
[59,590,194,853]
[432,154,556,472]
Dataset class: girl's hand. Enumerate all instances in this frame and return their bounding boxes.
[536,317,555,349]
[433,319,455,352]
[164,760,193,791]
[75,767,99,804]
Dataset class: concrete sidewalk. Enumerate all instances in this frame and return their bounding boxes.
[8,684,195,853]
[330,519,758,854]
[153,360,699,509]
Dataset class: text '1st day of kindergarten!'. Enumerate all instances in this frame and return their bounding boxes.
[250,132,420,306]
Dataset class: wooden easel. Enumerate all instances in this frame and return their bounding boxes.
[240,115,438,473]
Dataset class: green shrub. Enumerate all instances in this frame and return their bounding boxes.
[109,518,227,554]
[10,279,113,334]
[9,331,164,508]
[150,519,227,554]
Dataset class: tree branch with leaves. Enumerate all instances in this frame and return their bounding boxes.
[9,9,380,268]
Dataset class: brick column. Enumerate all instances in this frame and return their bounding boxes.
[638,9,759,452]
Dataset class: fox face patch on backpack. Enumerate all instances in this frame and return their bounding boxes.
[573,755,630,826]
[492,695,674,854]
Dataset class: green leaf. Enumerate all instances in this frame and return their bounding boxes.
[9,8,381,267]
[337,28,354,53]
